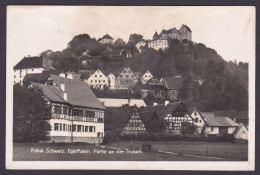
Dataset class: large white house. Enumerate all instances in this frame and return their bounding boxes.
[13,56,54,84]
[87,69,109,89]
[30,74,106,143]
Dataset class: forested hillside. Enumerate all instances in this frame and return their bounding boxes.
[40,33,248,111]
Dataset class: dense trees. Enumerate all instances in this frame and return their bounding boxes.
[13,84,51,142]
[41,33,247,112]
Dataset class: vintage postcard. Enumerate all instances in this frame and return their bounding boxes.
[6,6,255,170]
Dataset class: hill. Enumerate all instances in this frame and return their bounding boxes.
[40,33,248,111]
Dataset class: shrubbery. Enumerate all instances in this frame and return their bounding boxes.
[103,132,236,144]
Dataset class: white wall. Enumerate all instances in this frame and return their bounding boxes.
[88,70,108,89]
[205,126,219,135]
[14,67,44,84]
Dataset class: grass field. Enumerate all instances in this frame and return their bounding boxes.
[13,141,248,161]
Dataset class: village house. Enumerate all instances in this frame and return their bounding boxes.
[107,73,116,90]
[121,108,147,135]
[135,40,146,52]
[29,74,106,143]
[186,107,206,134]
[141,70,153,84]
[200,112,238,136]
[98,34,114,44]
[141,101,194,135]
[162,76,183,100]
[115,66,139,90]
[140,77,166,99]
[233,123,248,140]
[98,98,146,108]
[87,69,109,89]
[22,69,63,87]
[13,56,54,85]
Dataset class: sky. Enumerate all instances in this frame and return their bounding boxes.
[7,6,255,66]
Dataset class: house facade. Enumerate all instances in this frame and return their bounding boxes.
[121,108,147,135]
[107,73,116,90]
[148,24,192,51]
[13,56,54,85]
[98,98,146,108]
[141,102,194,135]
[162,76,183,100]
[135,40,146,52]
[98,34,114,44]
[30,74,106,143]
[115,66,139,89]
[87,69,109,89]
[234,123,248,140]
[148,39,168,51]
[141,70,153,84]
[186,107,206,133]
[200,112,238,136]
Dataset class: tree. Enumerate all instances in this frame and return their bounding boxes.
[13,84,51,142]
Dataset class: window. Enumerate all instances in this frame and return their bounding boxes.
[99,80,101,83]
[95,75,97,77]
[91,80,93,83]
[14,75,16,78]
[211,127,214,131]
[103,80,105,83]
[68,125,71,132]
[85,126,88,132]
[63,107,68,115]
[194,118,198,123]
[199,120,202,123]
[63,124,66,131]
[54,123,59,131]
[32,69,34,71]
[95,80,97,83]
[72,125,76,132]
[77,125,82,132]
[59,123,62,131]
[100,75,102,78]
[26,69,28,73]
[89,126,93,132]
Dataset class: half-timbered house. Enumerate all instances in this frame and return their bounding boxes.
[115,66,139,89]
[121,108,147,135]
[141,101,194,135]
[30,74,106,143]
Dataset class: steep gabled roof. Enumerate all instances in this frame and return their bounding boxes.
[141,102,182,119]
[98,34,113,41]
[23,69,63,86]
[14,56,54,70]
[163,76,183,90]
[140,111,158,126]
[233,123,247,134]
[31,75,105,109]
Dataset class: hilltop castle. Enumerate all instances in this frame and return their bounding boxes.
[148,24,192,51]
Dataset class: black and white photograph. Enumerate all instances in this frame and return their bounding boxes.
[6,6,255,170]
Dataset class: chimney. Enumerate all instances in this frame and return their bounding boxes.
[63,92,67,101]
[153,102,158,106]
[234,118,236,122]
[60,84,65,92]
[165,101,169,106]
